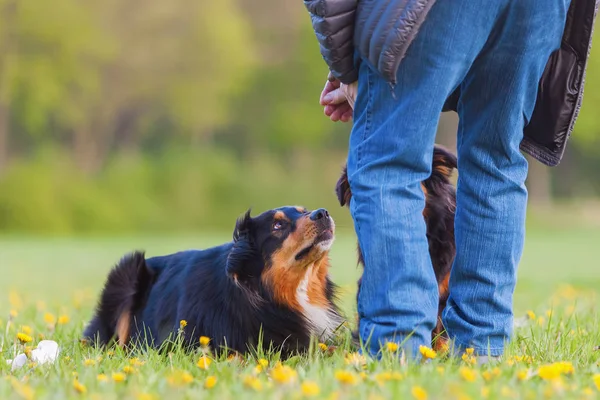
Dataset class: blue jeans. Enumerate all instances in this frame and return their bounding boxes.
[348,0,570,358]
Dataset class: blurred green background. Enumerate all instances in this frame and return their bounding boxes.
[0,1,599,316]
[1,0,599,235]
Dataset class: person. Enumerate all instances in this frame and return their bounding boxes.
[303,0,597,361]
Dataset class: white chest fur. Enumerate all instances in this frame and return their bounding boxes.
[296,266,342,340]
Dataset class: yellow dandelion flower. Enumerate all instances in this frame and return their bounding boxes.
[17,332,33,343]
[112,372,126,383]
[593,374,600,390]
[374,371,402,384]
[199,336,210,346]
[344,352,367,368]
[129,358,145,367]
[459,367,478,382]
[243,375,263,391]
[84,358,96,367]
[501,386,515,398]
[419,345,437,359]
[137,394,156,400]
[538,361,574,381]
[197,356,212,370]
[73,379,87,394]
[482,367,501,381]
[335,370,359,386]
[545,310,552,317]
[318,343,328,351]
[526,310,536,320]
[9,290,23,309]
[465,348,475,355]
[582,387,594,397]
[537,316,546,326]
[359,371,368,380]
[258,358,269,368]
[179,320,187,328]
[301,381,320,397]
[44,313,56,325]
[462,353,476,365]
[9,378,34,400]
[204,375,217,389]
[481,386,490,398]
[327,391,340,400]
[436,366,445,375]
[270,364,298,384]
[166,370,193,386]
[517,369,530,381]
[10,309,18,318]
[58,315,70,325]
[123,365,136,374]
[411,386,428,400]
[97,374,108,383]
[386,342,399,352]
[20,325,33,335]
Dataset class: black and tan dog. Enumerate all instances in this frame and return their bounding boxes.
[335,145,457,350]
[83,207,343,357]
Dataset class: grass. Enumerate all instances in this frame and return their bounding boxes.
[0,226,599,399]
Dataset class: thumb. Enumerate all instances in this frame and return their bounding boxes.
[322,88,348,105]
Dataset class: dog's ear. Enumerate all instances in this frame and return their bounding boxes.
[226,209,257,281]
[335,165,352,207]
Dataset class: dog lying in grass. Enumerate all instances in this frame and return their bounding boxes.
[83,146,457,356]
[83,206,344,357]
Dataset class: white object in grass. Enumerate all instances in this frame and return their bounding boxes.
[6,340,60,370]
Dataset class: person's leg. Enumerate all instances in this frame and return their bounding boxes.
[442,0,570,358]
[347,1,503,358]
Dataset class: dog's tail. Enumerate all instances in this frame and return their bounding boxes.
[423,145,458,196]
[335,145,457,207]
[82,251,154,347]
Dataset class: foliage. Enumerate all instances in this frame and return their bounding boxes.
[0,147,352,233]
[0,0,599,233]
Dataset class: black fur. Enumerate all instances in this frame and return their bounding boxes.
[83,252,155,345]
[83,207,342,357]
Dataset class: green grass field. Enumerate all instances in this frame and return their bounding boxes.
[1,226,599,399]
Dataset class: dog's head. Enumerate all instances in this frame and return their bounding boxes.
[226,206,335,308]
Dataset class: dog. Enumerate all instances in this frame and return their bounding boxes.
[335,145,457,350]
[82,206,344,357]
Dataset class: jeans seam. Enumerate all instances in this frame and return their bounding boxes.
[355,63,373,170]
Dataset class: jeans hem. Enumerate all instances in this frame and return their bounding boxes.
[450,339,505,357]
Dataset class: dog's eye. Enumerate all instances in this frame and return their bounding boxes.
[273,221,283,231]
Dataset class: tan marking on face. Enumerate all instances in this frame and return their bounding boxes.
[295,206,307,213]
[262,215,333,311]
[116,310,130,347]
[274,211,286,220]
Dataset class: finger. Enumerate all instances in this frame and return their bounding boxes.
[340,109,353,122]
[322,88,348,105]
[330,106,346,122]
[324,105,335,117]
[320,81,339,105]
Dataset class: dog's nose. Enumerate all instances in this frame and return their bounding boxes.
[310,208,329,221]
